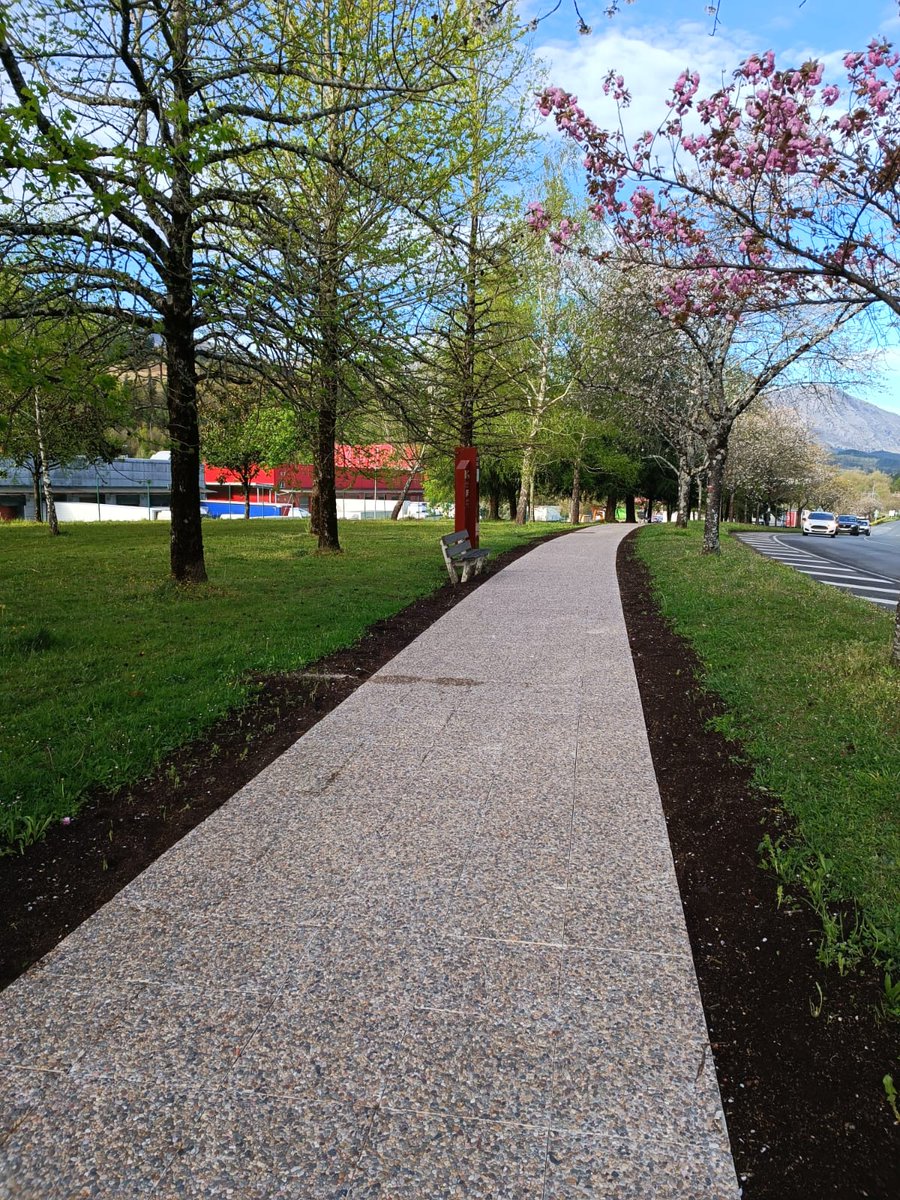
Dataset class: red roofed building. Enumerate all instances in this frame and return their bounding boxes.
[204,445,424,518]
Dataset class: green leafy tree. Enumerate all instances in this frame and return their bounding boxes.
[405,5,540,460]
[200,389,299,520]
[0,0,467,577]
[0,314,126,532]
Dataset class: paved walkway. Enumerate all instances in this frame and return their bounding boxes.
[0,525,739,1199]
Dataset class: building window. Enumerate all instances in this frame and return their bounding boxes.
[117,494,140,506]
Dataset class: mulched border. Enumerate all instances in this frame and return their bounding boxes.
[0,527,573,990]
[616,529,899,1200]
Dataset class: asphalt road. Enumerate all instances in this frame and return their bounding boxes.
[736,521,900,608]
[772,520,900,581]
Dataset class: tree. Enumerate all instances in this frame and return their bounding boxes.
[0,313,126,532]
[200,387,298,520]
[221,15,440,548]
[408,7,540,457]
[724,401,826,523]
[528,212,865,552]
[0,0,465,578]
[565,268,706,527]
[507,232,575,525]
[664,296,860,553]
[538,37,900,652]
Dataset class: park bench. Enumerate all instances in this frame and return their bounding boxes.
[440,529,490,585]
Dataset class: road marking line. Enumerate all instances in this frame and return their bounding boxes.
[793,568,862,577]
[819,580,899,594]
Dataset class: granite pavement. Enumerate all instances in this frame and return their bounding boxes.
[0,524,740,1199]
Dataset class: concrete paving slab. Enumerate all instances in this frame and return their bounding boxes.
[420,935,565,1020]
[348,1112,548,1200]
[0,525,739,1198]
[157,1090,371,1200]
[383,1009,556,1124]
[544,1128,739,1199]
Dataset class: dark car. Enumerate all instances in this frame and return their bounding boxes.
[836,514,860,535]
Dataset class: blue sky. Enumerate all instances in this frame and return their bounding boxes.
[525,0,900,414]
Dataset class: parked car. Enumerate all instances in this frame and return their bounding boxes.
[802,511,838,536]
[857,517,871,536]
[836,514,860,535]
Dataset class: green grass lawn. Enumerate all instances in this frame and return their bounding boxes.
[0,518,562,852]
[636,524,900,979]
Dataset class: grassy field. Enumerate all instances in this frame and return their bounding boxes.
[637,524,900,982]
[0,518,560,852]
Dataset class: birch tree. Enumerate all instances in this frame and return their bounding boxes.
[0,313,125,529]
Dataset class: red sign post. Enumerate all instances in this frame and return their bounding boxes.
[454,446,480,548]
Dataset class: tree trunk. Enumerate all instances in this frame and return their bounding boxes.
[314,400,340,552]
[391,449,426,520]
[702,437,729,555]
[605,492,618,523]
[165,310,207,581]
[31,462,42,522]
[571,460,582,526]
[625,494,636,523]
[241,469,252,519]
[727,489,735,521]
[460,209,479,447]
[516,443,535,526]
[165,6,207,584]
[487,491,500,520]
[34,392,59,536]
[676,462,690,527]
[643,488,655,522]
[506,486,517,523]
[312,146,343,551]
[309,480,322,537]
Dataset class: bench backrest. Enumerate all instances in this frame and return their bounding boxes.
[440,530,473,558]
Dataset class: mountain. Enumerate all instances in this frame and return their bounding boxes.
[772,384,900,455]
[828,447,900,477]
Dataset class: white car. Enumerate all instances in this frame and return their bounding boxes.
[857,518,871,536]
[802,510,837,537]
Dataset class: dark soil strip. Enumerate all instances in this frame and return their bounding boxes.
[617,531,899,1200]
[0,529,573,991]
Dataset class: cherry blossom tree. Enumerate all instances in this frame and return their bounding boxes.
[536,43,900,315]
[537,37,900,659]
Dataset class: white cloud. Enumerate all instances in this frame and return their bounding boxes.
[534,21,758,143]
[532,10,885,146]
